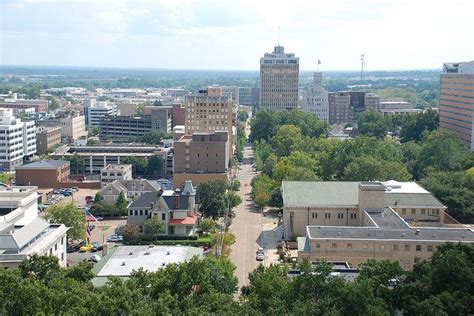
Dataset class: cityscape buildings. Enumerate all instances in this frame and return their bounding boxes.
[36,126,61,155]
[301,72,329,122]
[259,45,299,110]
[0,108,36,171]
[439,60,474,150]
[83,99,118,126]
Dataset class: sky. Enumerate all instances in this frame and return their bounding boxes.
[1,0,473,71]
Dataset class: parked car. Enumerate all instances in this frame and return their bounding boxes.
[107,234,123,242]
[256,251,265,261]
[79,244,94,252]
[91,242,103,252]
[85,196,93,201]
[88,254,101,263]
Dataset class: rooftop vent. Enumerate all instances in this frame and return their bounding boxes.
[144,251,150,255]
[161,262,166,266]
[166,251,171,255]
[337,232,341,236]
[415,229,420,235]
[129,252,133,255]
[121,262,126,266]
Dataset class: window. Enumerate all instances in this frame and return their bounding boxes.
[337,213,344,219]
[416,245,422,251]
[130,210,133,216]
[134,210,138,216]
[435,209,440,215]
[347,243,353,249]
[312,213,317,219]
[49,249,52,255]
[402,209,406,215]
[315,243,321,248]
[161,213,166,221]
[405,245,411,252]
[380,244,385,250]
[411,209,416,215]
[139,210,143,216]
[55,243,57,251]
[61,253,64,261]
[144,210,148,216]
[331,243,337,249]
[350,213,357,220]
[325,213,331,219]
[427,245,433,252]
[393,244,399,251]
[421,209,426,215]
[61,237,64,245]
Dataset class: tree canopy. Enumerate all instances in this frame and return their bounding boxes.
[44,202,86,242]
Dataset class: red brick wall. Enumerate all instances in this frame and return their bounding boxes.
[172,103,185,127]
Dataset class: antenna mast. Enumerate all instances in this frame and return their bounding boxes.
[360,53,365,80]
[278,25,281,45]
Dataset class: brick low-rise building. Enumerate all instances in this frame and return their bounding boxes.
[36,126,61,155]
[15,160,70,188]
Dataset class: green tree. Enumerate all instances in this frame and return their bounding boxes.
[272,125,303,157]
[123,224,140,244]
[197,180,228,219]
[62,154,85,173]
[122,156,148,175]
[86,126,100,137]
[48,96,61,111]
[65,261,95,282]
[140,130,171,145]
[18,254,61,282]
[358,109,389,140]
[143,217,166,238]
[115,191,128,215]
[343,156,412,181]
[147,155,163,176]
[0,173,12,185]
[201,218,217,234]
[399,109,439,142]
[44,202,86,242]
[94,192,102,204]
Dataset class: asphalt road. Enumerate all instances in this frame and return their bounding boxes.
[229,145,278,289]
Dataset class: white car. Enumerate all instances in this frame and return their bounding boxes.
[107,234,123,242]
[256,251,265,261]
[88,254,101,263]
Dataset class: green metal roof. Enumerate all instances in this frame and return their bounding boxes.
[282,181,359,208]
[385,193,445,208]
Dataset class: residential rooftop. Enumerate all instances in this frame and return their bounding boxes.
[15,160,69,170]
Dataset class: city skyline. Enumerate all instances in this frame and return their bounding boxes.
[1,0,473,71]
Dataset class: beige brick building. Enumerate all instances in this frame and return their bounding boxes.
[36,126,61,155]
[328,91,351,124]
[282,181,471,269]
[60,115,86,143]
[185,87,233,154]
[439,61,474,150]
[173,131,229,188]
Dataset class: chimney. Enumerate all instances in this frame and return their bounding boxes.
[175,195,180,209]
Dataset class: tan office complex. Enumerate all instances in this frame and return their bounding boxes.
[259,45,299,110]
[184,87,233,154]
[439,61,474,150]
[328,91,351,124]
[282,180,473,270]
[60,115,86,143]
[173,131,229,187]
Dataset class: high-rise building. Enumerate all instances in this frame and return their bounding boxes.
[36,126,61,155]
[364,93,381,111]
[83,99,117,126]
[439,61,474,150]
[184,87,233,153]
[328,92,351,124]
[302,72,329,122]
[259,45,299,110]
[221,86,240,105]
[0,108,36,171]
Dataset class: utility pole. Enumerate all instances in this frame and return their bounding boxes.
[360,53,365,81]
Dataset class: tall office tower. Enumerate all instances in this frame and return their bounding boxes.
[184,86,234,153]
[328,91,351,124]
[83,99,117,126]
[440,61,474,150]
[0,108,36,171]
[259,45,299,110]
[221,86,240,105]
[302,72,329,122]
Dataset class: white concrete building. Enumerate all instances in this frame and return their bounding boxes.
[0,185,68,268]
[0,108,36,171]
[83,99,117,126]
[260,45,299,110]
[100,164,133,188]
[302,72,329,122]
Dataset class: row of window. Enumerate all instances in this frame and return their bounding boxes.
[317,242,435,252]
[400,208,440,216]
[311,212,358,220]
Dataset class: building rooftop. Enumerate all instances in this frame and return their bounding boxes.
[101,164,132,171]
[95,245,203,277]
[128,191,161,208]
[306,208,474,242]
[282,181,359,208]
[16,160,68,170]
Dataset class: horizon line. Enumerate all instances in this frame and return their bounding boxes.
[0,64,441,73]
